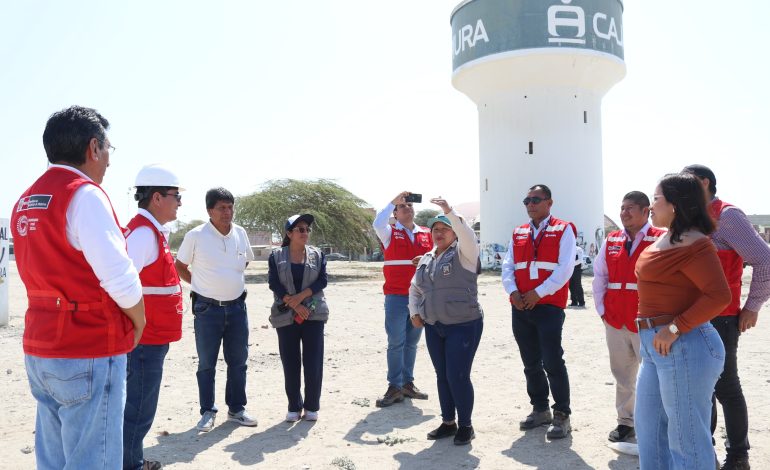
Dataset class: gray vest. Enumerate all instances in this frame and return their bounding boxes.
[413,245,483,325]
[269,246,329,328]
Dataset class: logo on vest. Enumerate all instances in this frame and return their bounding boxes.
[16,194,53,212]
[441,263,452,276]
[16,215,30,237]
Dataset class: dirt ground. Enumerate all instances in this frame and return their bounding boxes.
[1,261,768,469]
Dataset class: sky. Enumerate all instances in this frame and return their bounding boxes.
[1,0,768,226]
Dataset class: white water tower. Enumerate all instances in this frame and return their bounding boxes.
[451,0,626,267]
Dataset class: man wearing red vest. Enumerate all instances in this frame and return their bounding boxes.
[592,191,665,444]
[11,106,145,469]
[683,165,770,470]
[372,191,433,407]
[502,184,576,439]
[122,164,185,470]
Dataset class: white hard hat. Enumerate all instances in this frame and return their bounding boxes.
[134,164,184,190]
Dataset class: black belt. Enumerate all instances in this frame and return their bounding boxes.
[192,291,246,306]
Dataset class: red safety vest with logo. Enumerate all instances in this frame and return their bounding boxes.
[512,216,576,309]
[711,199,743,316]
[382,225,433,295]
[11,167,135,358]
[125,214,183,344]
[603,226,666,332]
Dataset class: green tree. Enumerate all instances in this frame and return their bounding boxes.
[169,219,206,251]
[235,179,374,253]
[414,209,439,227]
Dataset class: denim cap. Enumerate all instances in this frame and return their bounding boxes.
[285,213,314,231]
[427,215,452,228]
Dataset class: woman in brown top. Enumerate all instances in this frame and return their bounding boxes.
[634,173,731,470]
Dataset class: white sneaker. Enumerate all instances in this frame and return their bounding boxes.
[227,410,258,427]
[285,411,301,422]
[196,411,216,432]
[303,410,318,421]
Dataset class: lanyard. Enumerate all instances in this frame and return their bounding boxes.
[530,225,547,260]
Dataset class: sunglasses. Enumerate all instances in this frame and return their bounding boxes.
[292,227,312,233]
[396,203,413,209]
[522,196,549,205]
[162,192,182,202]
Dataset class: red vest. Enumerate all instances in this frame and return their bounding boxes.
[382,225,433,295]
[126,214,183,344]
[11,167,135,358]
[512,216,575,309]
[603,227,666,332]
[711,199,743,316]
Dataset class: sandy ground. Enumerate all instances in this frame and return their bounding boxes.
[1,260,768,470]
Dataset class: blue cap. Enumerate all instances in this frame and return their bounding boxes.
[285,214,314,231]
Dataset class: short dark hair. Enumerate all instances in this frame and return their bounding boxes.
[622,191,650,208]
[135,186,176,209]
[658,173,715,244]
[205,187,234,209]
[682,164,717,196]
[528,184,552,199]
[42,106,109,165]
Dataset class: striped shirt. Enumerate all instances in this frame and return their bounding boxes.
[712,199,770,312]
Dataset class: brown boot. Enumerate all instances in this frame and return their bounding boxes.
[375,385,404,407]
[402,382,428,400]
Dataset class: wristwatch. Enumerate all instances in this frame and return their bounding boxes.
[668,323,680,336]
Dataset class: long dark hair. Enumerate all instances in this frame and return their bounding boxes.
[658,173,715,244]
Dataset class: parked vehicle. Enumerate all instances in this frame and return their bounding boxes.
[326,252,349,261]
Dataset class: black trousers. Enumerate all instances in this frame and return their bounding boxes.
[710,315,750,458]
[568,265,584,306]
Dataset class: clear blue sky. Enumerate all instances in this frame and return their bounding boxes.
[1,1,768,224]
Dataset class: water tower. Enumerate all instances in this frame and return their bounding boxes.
[451,0,626,267]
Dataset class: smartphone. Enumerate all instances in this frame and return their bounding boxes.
[405,193,422,203]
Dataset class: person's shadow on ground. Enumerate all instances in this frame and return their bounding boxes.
[343,400,434,445]
[394,440,481,469]
[143,421,237,466]
[224,419,315,466]
[502,427,594,470]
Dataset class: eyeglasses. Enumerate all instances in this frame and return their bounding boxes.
[292,227,312,233]
[108,144,116,154]
[396,203,413,209]
[162,192,182,202]
[523,196,549,205]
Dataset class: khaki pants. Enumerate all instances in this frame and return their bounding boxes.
[604,320,641,426]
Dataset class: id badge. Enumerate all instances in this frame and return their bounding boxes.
[529,262,539,280]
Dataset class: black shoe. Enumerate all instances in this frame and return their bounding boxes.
[608,425,635,442]
[402,382,428,400]
[546,411,571,439]
[427,422,458,440]
[519,409,552,430]
[375,385,403,407]
[721,455,750,470]
[453,425,475,445]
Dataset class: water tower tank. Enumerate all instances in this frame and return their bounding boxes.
[451,0,625,267]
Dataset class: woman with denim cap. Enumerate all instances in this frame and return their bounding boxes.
[268,214,329,422]
[409,197,483,445]
[635,173,731,469]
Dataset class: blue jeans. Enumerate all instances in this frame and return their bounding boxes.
[193,296,249,415]
[276,320,325,412]
[123,344,170,470]
[25,354,127,470]
[636,322,725,470]
[424,318,483,427]
[384,294,422,388]
[512,304,571,414]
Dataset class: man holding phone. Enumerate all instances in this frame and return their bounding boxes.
[372,191,434,407]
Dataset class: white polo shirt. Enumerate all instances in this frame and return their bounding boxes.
[176,221,255,301]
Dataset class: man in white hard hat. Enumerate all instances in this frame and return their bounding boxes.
[123,164,184,470]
